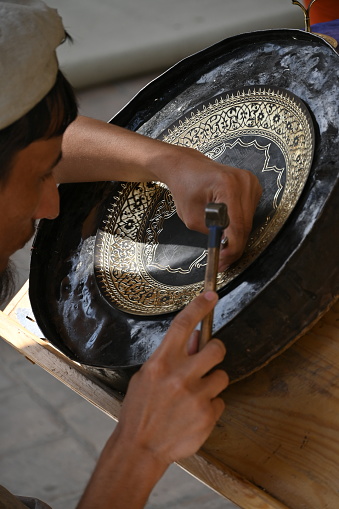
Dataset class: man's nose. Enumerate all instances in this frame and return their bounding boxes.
[33,177,60,220]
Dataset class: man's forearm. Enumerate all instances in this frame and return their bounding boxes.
[55,115,185,184]
[76,426,167,509]
[55,114,262,269]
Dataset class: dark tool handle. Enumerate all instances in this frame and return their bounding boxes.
[198,226,223,350]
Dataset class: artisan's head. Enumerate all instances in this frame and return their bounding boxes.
[0,0,78,303]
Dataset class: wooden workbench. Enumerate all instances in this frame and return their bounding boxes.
[1,282,339,509]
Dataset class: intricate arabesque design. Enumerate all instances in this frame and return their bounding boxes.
[95,87,314,315]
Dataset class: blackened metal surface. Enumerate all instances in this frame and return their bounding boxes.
[94,86,314,316]
[29,29,339,391]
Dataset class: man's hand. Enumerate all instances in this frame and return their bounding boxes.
[159,145,262,272]
[117,290,228,466]
[77,291,228,509]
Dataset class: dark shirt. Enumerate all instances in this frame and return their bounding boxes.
[0,486,52,509]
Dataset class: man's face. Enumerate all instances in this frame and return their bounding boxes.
[0,136,62,274]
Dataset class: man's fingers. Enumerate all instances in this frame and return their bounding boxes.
[218,223,249,270]
[187,330,200,355]
[191,338,226,377]
[211,396,226,421]
[201,367,229,398]
[157,291,218,355]
[218,173,262,271]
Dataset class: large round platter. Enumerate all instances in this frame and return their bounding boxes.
[95,86,314,315]
[29,29,339,392]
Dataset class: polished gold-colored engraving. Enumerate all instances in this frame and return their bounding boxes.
[95,182,203,314]
[95,87,314,315]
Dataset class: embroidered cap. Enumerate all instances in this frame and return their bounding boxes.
[0,0,65,130]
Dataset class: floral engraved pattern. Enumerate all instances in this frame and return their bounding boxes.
[95,87,314,315]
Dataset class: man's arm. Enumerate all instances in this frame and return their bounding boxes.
[55,116,262,271]
[76,291,228,509]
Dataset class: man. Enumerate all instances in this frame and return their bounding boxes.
[0,1,261,507]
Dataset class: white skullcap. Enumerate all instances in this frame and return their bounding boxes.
[0,0,65,130]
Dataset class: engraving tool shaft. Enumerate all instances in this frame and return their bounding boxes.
[199,202,229,350]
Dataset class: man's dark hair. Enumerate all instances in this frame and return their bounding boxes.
[0,262,15,309]
[0,69,78,183]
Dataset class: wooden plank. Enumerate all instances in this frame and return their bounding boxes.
[0,306,289,509]
[2,287,339,508]
[203,298,339,509]
[0,307,123,420]
[3,280,30,315]
[179,452,290,509]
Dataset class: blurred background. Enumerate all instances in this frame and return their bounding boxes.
[53,0,302,89]
[3,2,304,508]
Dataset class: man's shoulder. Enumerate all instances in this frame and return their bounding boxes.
[0,485,52,509]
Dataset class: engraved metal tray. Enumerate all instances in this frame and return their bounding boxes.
[29,29,339,392]
[95,86,314,315]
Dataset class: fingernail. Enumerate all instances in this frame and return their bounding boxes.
[204,291,218,301]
